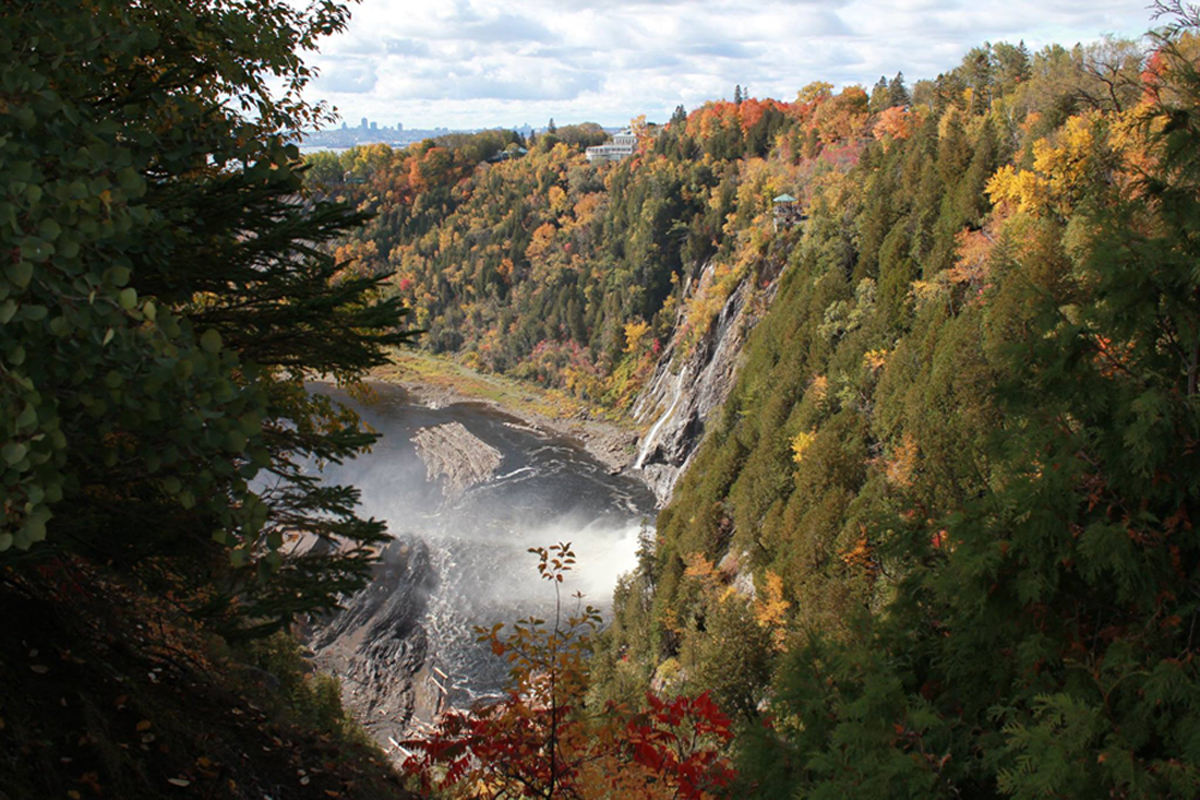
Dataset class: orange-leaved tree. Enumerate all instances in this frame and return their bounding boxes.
[403,542,736,798]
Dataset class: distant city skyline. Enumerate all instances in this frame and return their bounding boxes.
[298,0,1155,130]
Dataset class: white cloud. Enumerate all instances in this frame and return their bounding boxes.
[302,0,1155,130]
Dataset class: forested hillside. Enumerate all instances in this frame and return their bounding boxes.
[303,89,872,411]
[306,14,1200,794]
[589,15,1200,800]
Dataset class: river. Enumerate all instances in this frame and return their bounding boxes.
[304,381,654,734]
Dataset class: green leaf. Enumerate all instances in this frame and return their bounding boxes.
[6,261,33,288]
[3,442,28,466]
[16,404,37,430]
[38,218,61,241]
[225,430,247,453]
[117,167,142,191]
[118,287,138,309]
[25,509,50,543]
[200,329,222,353]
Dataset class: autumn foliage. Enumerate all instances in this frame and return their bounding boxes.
[600,8,1200,798]
[402,544,736,798]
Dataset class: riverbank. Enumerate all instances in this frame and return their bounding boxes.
[371,351,641,476]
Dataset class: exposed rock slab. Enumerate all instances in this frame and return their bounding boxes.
[632,255,785,506]
[308,536,439,756]
[383,377,639,476]
[411,422,502,498]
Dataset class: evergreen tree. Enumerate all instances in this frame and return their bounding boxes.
[993,40,1032,92]
[870,75,891,113]
[887,71,911,107]
[962,44,996,111]
[734,84,744,104]
[750,9,1200,796]
[0,0,412,636]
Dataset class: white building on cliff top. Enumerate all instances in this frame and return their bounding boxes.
[585,129,637,163]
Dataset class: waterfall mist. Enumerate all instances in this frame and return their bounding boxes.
[305,382,655,715]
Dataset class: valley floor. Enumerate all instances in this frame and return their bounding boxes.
[372,350,642,476]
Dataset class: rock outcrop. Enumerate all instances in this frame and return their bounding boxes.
[632,259,783,506]
[412,422,502,498]
[308,536,440,753]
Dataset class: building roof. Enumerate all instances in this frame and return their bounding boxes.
[773,193,797,203]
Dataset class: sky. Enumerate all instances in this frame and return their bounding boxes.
[303,0,1156,131]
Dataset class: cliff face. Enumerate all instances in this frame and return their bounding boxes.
[308,536,439,752]
[631,258,783,505]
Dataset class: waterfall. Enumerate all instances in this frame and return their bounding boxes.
[635,374,684,469]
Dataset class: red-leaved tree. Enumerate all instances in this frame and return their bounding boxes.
[403,543,736,798]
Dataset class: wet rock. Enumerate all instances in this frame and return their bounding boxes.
[632,260,783,506]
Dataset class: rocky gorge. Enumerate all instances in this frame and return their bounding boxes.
[302,253,784,759]
[299,383,654,757]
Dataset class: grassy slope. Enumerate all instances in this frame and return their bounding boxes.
[375,349,637,428]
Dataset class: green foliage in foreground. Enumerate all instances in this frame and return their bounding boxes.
[0,0,411,635]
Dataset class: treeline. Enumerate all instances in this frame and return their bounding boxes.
[303,36,1150,424]
[587,17,1200,799]
[302,81,911,410]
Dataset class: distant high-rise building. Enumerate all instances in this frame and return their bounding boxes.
[341,122,347,130]
[361,117,368,130]
[370,121,377,131]
[397,122,403,131]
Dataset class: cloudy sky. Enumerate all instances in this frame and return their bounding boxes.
[304,0,1155,131]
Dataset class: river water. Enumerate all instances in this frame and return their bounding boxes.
[308,381,655,711]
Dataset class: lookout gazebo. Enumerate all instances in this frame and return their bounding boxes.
[772,193,807,232]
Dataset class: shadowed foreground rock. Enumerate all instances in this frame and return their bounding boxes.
[308,537,439,758]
